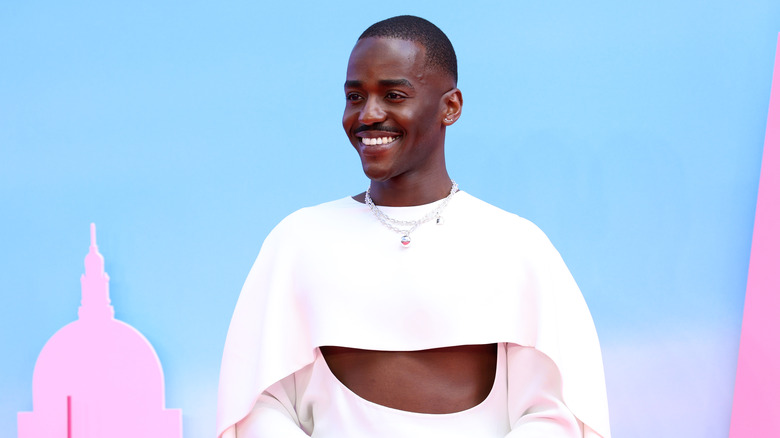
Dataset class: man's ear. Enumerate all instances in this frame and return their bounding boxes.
[442,88,463,126]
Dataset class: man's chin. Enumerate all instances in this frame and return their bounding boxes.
[360,164,395,183]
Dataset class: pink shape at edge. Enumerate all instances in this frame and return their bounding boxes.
[729,34,780,437]
[17,224,182,438]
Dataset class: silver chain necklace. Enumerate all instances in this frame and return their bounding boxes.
[364,180,458,247]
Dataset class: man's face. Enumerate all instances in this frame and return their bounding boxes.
[343,37,454,183]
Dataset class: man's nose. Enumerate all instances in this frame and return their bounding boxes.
[358,97,386,125]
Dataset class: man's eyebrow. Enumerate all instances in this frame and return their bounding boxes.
[344,79,415,89]
[379,79,414,89]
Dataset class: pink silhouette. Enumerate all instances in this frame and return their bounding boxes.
[730,34,780,437]
[18,224,182,438]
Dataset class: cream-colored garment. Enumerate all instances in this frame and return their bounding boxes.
[217,192,611,437]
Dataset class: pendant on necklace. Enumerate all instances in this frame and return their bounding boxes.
[401,235,411,247]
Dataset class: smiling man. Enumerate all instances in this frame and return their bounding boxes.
[217,16,610,438]
[342,34,460,207]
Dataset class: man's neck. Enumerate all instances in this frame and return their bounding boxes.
[363,172,453,207]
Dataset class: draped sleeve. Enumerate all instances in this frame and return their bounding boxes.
[216,209,318,438]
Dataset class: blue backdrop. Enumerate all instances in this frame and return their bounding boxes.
[2,1,779,437]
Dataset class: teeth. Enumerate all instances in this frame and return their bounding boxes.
[361,136,398,145]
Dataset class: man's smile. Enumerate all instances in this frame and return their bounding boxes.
[355,125,403,146]
[360,136,400,145]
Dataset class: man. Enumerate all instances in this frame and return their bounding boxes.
[217,16,610,438]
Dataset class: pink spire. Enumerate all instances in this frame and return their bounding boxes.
[78,223,114,319]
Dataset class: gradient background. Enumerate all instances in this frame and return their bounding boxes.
[2,1,779,437]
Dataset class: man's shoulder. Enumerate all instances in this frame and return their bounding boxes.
[278,196,359,223]
[455,192,546,238]
[264,196,359,238]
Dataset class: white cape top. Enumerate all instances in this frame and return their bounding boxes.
[217,192,610,437]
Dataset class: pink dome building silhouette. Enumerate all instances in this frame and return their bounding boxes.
[18,224,182,438]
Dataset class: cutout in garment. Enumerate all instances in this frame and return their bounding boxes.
[320,343,498,414]
[297,343,510,438]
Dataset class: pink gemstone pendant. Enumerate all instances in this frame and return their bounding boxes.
[401,235,411,246]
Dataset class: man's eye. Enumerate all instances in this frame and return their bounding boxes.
[346,93,363,102]
[386,92,405,100]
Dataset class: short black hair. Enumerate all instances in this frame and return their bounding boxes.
[359,15,458,84]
